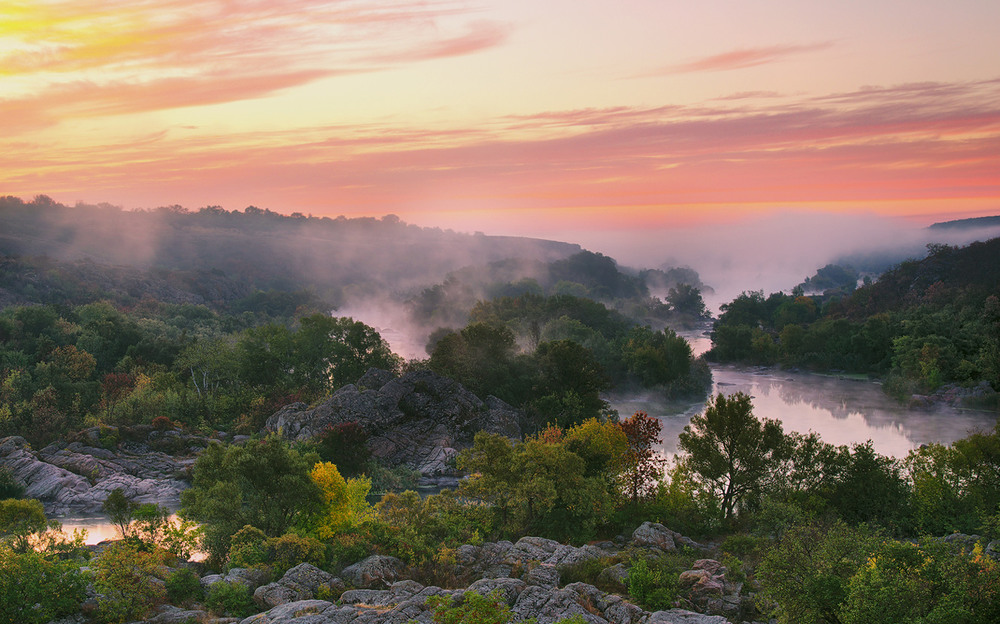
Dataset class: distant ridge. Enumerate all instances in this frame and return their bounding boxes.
[928,215,1000,230]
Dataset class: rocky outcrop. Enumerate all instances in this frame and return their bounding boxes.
[631,522,708,553]
[238,579,648,624]
[254,563,344,609]
[340,555,407,589]
[675,560,747,620]
[265,368,522,478]
[0,433,192,515]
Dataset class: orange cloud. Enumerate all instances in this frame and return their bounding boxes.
[4,79,999,227]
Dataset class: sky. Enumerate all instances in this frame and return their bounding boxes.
[3,0,1000,254]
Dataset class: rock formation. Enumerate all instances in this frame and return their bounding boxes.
[265,368,522,480]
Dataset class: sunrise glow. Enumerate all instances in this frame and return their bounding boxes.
[2,0,999,238]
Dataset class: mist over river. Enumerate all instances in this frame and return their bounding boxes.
[607,364,998,462]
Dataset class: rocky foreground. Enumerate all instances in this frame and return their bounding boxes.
[63,522,753,624]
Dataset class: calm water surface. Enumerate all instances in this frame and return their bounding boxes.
[607,364,998,461]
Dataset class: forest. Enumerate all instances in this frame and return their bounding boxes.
[1,197,999,624]
[708,238,1000,407]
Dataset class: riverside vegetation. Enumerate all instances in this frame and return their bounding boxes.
[2,198,999,623]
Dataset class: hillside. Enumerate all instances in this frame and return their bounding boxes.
[0,196,580,307]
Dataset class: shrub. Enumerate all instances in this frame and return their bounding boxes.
[559,556,620,590]
[205,581,257,618]
[626,557,676,612]
[92,542,165,624]
[151,415,174,431]
[426,590,521,624]
[227,525,268,568]
[267,532,327,574]
[0,546,88,624]
[0,467,24,499]
[165,568,203,605]
[316,422,370,477]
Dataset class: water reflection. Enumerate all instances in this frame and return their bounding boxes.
[607,365,997,460]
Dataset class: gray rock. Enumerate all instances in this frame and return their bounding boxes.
[264,369,522,478]
[986,540,1000,560]
[145,605,210,623]
[465,577,527,605]
[225,567,273,591]
[0,434,190,515]
[524,564,561,588]
[238,599,335,624]
[631,522,677,552]
[341,555,406,589]
[647,609,730,624]
[598,563,629,592]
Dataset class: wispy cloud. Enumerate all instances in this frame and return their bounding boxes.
[662,42,834,74]
[0,1,508,126]
[6,78,997,222]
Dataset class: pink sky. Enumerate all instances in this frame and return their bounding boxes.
[2,0,999,242]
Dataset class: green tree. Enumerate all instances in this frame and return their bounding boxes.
[0,545,88,624]
[757,521,879,624]
[91,541,165,623]
[678,392,787,520]
[0,498,49,553]
[179,435,321,563]
[666,283,708,318]
[620,326,692,387]
[292,314,401,394]
[102,488,138,539]
[528,339,609,428]
[457,431,609,543]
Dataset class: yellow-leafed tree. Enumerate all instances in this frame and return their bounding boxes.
[307,461,374,539]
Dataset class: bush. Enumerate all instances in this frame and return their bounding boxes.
[626,557,677,612]
[0,546,87,624]
[267,532,326,574]
[92,542,166,624]
[205,581,257,618]
[165,568,203,605]
[315,422,370,477]
[227,525,268,568]
[426,590,519,624]
[0,467,24,499]
[559,556,620,590]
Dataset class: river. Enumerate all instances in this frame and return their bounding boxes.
[607,364,997,462]
[59,332,997,543]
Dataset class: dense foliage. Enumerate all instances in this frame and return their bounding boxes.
[0,298,398,443]
[428,293,710,429]
[707,238,1000,403]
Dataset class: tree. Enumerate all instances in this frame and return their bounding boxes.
[303,462,374,539]
[292,314,401,394]
[757,521,879,624]
[0,498,49,552]
[92,541,165,623]
[620,326,692,387]
[0,545,87,624]
[102,488,138,539]
[666,283,708,318]
[617,411,667,507]
[528,339,610,428]
[457,431,609,543]
[678,392,786,520]
[179,435,321,563]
